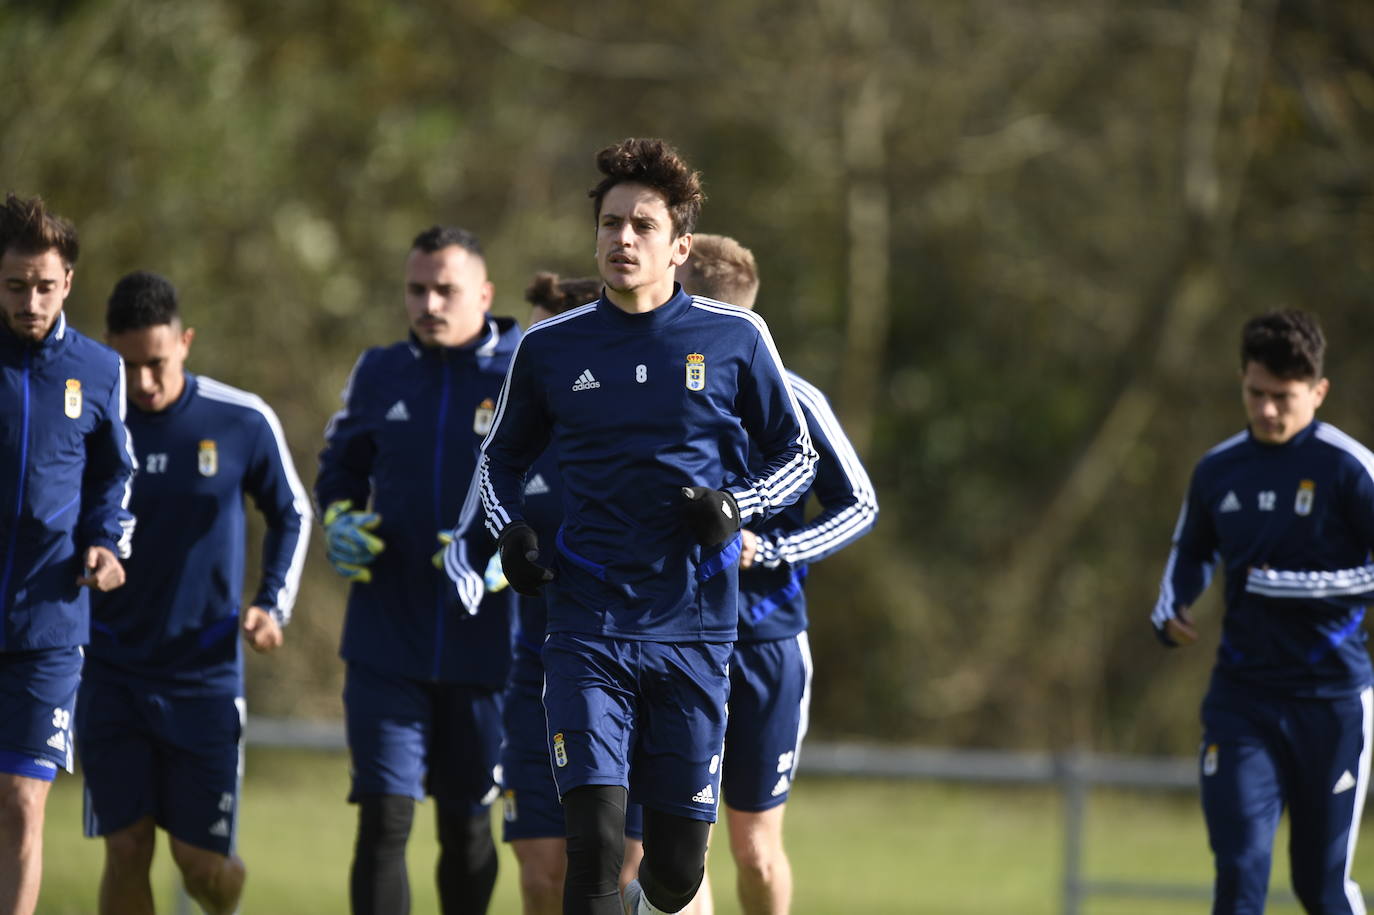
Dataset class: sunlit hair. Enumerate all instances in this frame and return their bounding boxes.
[106,271,181,334]
[589,138,705,238]
[1240,309,1325,381]
[677,234,759,310]
[0,193,79,268]
[524,272,601,316]
[411,225,483,258]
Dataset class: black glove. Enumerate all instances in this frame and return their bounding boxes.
[497,522,554,596]
[680,486,741,547]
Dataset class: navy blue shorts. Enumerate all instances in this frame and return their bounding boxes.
[541,632,730,823]
[0,647,82,781]
[723,633,813,812]
[1200,681,1372,913]
[344,661,502,815]
[498,648,644,842]
[75,678,244,855]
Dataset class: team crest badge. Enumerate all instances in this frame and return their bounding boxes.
[502,789,518,823]
[473,398,495,435]
[63,379,82,419]
[685,353,706,391]
[198,440,218,477]
[1295,480,1315,517]
[1203,743,1219,776]
[552,732,568,768]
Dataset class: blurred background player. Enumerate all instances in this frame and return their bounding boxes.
[0,193,135,915]
[78,271,310,914]
[1151,310,1373,913]
[316,225,520,915]
[475,138,816,915]
[445,273,711,915]
[677,235,878,915]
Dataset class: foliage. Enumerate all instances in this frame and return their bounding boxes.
[5,0,1374,753]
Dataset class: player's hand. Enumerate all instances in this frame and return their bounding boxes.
[77,546,125,592]
[739,529,759,569]
[681,486,741,547]
[242,606,283,654]
[483,553,509,592]
[324,500,384,582]
[497,522,554,596]
[432,530,452,570]
[1165,607,1198,647]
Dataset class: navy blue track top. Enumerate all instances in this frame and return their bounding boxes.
[738,371,877,642]
[86,374,311,696]
[477,288,817,642]
[0,314,135,652]
[1152,421,1374,698]
[316,318,521,687]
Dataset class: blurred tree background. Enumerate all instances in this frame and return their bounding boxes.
[6,0,1374,757]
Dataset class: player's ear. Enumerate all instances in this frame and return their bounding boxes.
[182,326,196,354]
[1313,376,1330,406]
[671,233,692,269]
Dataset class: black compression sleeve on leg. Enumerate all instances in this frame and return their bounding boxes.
[436,806,498,915]
[351,794,415,915]
[638,807,712,913]
[562,785,629,915]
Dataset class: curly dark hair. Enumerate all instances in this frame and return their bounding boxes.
[106,271,181,334]
[410,225,483,258]
[0,193,79,267]
[1240,309,1325,380]
[524,272,601,316]
[588,138,705,238]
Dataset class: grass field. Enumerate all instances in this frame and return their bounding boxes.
[34,747,1374,913]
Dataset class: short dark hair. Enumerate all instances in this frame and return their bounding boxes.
[588,138,705,238]
[678,234,759,310]
[411,225,483,258]
[1240,309,1325,381]
[106,271,181,334]
[524,272,601,316]
[0,193,79,268]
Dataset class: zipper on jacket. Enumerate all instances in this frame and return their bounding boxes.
[430,354,453,679]
[0,351,33,649]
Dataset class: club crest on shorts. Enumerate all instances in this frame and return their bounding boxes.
[685,353,705,391]
[63,379,82,419]
[198,439,218,477]
[502,789,518,822]
[1203,743,1219,776]
[553,732,568,768]
[1295,479,1315,516]
[473,397,495,435]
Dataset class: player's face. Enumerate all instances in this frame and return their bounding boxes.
[0,248,72,343]
[1241,360,1328,445]
[596,183,691,308]
[108,322,194,413]
[404,245,492,348]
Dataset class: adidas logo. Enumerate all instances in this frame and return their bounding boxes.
[572,370,600,392]
[524,474,550,496]
[209,818,230,837]
[771,775,790,797]
[385,400,410,421]
[691,784,716,805]
[46,732,65,752]
[1219,491,1241,513]
[1334,770,1357,794]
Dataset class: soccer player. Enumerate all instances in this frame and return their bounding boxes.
[78,271,310,914]
[316,225,520,915]
[449,273,710,915]
[0,193,135,915]
[1151,309,1374,913]
[475,138,817,915]
[676,235,877,915]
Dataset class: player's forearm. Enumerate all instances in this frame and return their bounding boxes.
[757,496,878,568]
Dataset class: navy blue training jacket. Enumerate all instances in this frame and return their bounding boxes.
[317,318,520,687]
[86,374,310,695]
[738,371,877,642]
[476,288,817,642]
[1152,421,1374,698]
[0,314,135,652]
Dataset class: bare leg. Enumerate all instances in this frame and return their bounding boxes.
[0,773,52,915]
[170,837,246,915]
[512,837,566,915]
[98,816,157,915]
[726,805,790,915]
